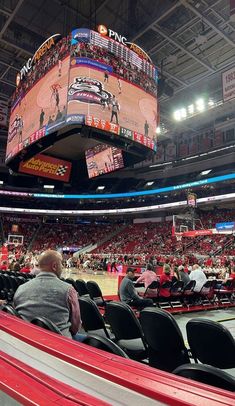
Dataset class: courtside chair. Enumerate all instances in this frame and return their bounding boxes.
[75,279,89,297]
[186,318,235,369]
[31,316,63,335]
[106,301,148,361]
[198,280,216,305]
[182,280,196,307]
[78,296,114,339]
[214,279,234,304]
[83,334,129,358]
[173,363,235,392]
[144,280,160,300]
[86,280,111,306]
[140,308,190,372]
[170,280,184,308]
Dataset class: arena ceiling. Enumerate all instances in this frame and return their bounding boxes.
[1,1,235,111]
[0,0,235,193]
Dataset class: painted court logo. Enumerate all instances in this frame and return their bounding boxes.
[68,77,112,105]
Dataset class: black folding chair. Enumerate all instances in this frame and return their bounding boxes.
[1,304,22,318]
[106,301,147,361]
[79,296,113,339]
[75,279,89,297]
[186,318,235,369]
[173,363,235,392]
[86,280,111,306]
[31,316,62,335]
[182,280,196,306]
[144,280,160,299]
[140,308,190,372]
[83,334,129,358]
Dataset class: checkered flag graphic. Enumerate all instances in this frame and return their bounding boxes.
[56,165,68,176]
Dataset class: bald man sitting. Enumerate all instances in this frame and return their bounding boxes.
[13,250,85,341]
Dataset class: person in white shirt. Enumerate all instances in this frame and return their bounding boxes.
[189,264,207,292]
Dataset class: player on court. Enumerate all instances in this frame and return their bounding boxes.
[117,78,122,94]
[110,95,120,125]
[50,84,61,109]
[104,69,109,83]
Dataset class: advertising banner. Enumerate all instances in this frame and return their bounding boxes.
[19,154,72,182]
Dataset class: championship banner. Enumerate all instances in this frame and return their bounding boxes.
[19,154,72,182]
[222,66,235,102]
[0,99,8,128]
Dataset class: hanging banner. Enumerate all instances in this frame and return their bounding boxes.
[222,66,235,102]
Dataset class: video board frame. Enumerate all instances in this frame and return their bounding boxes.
[6,27,158,170]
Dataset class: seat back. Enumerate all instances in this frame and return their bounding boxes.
[75,279,89,296]
[144,280,160,296]
[183,280,196,294]
[83,334,129,358]
[31,317,62,335]
[170,281,184,293]
[78,297,109,337]
[86,281,103,300]
[2,304,22,318]
[106,301,145,341]
[200,280,215,296]
[140,308,190,372]
[173,363,235,392]
[186,318,235,369]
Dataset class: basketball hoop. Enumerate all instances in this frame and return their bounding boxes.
[176,234,182,242]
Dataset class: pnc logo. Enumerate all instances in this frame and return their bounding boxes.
[97,24,127,45]
[97,24,108,36]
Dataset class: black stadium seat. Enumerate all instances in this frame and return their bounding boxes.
[2,304,22,318]
[173,363,235,392]
[86,280,111,306]
[75,279,89,297]
[140,308,190,372]
[106,301,148,361]
[31,317,62,335]
[186,318,235,369]
[78,296,113,339]
[83,334,129,358]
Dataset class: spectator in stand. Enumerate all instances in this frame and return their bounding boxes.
[177,265,190,286]
[119,268,154,309]
[135,263,158,289]
[189,264,207,292]
[13,250,85,341]
[159,264,172,297]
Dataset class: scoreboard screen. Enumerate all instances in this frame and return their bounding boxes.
[6,27,158,165]
[85,144,124,178]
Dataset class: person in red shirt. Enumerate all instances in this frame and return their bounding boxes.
[159,264,172,297]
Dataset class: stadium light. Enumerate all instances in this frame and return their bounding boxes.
[156,126,161,134]
[97,186,105,191]
[173,110,182,121]
[0,181,3,185]
[146,181,154,186]
[188,104,194,114]
[196,98,205,112]
[208,99,214,107]
[43,185,54,189]
[180,108,187,119]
